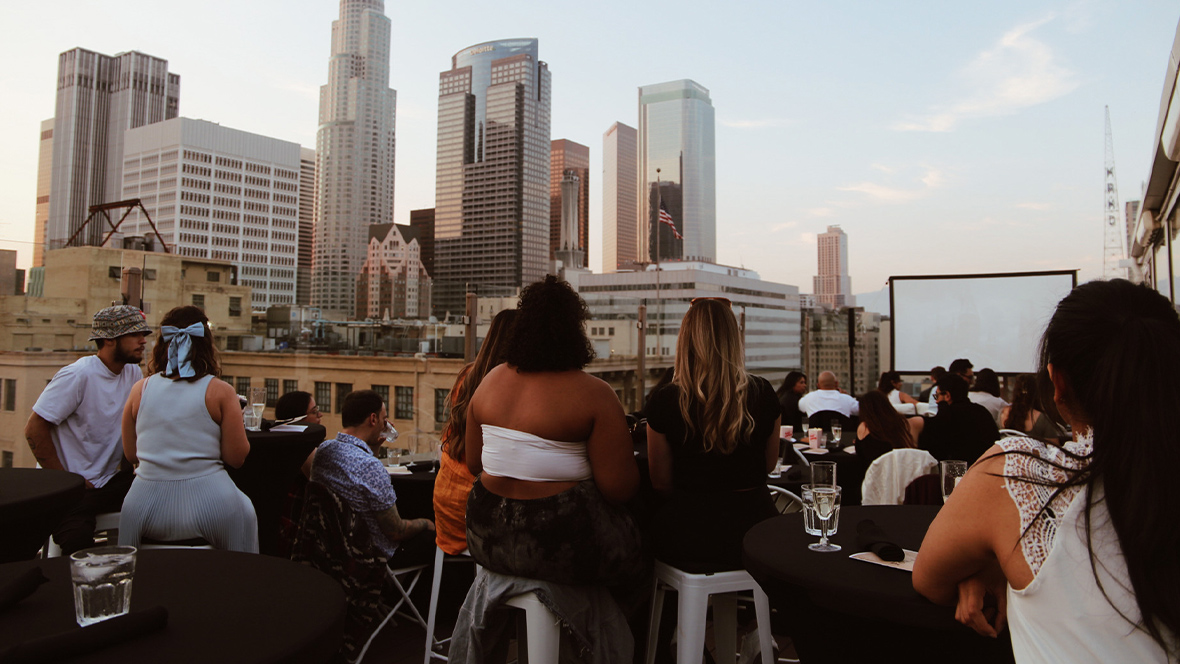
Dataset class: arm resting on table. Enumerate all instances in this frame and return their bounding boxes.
[25,412,64,472]
[375,505,434,543]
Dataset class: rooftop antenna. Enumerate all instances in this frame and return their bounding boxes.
[1103,106,1127,280]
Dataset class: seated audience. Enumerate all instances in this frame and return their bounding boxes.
[918,366,945,402]
[877,370,917,405]
[927,358,974,407]
[775,371,807,435]
[312,390,435,567]
[967,368,1008,427]
[797,371,859,418]
[914,279,1180,661]
[855,390,924,465]
[276,390,324,478]
[918,373,999,464]
[465,276,644,588]
[1001,374,1063,444]
[432,309,516,556]
[119,306,257,552]
[645,298,780,572]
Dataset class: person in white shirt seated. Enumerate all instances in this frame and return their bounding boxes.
[967,368,1008,427]
[797,371,859,419]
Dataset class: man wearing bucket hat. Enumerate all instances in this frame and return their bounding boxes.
[25,305,151,554]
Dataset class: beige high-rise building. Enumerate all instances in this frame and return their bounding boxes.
[433,39,551,317]
[47,48,179,253]
[34,119,53,268]
[298,147,315,306]
[813,225,854,308]
[312,0,397,316]
[602,122,637,272]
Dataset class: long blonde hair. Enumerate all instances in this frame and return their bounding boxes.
[673,299,754,454]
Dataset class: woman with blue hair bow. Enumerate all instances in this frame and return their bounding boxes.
[118,306,258,552]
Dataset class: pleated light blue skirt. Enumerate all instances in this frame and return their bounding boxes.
[118,469,258,553]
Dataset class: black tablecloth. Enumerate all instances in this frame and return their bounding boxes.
[227,425,325,556]
[743,505,1013,663]
[388,465,438,521]
[0,549,345,663]
[0,468,85,563]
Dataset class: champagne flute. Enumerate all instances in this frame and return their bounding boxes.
[246,387,266,431]
[940,460,968,503]
[830,422,843,449]
[808,485,842,552]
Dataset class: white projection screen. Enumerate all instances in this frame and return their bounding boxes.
[890,271,1077,375]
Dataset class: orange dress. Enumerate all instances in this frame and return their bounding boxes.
[432,365,475,555]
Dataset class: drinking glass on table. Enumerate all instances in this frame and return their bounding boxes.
[70,546,137,626]
[247,387,266,431]
[830,421,843,449]
[940,460,969,503]
[807,485,842,552]
[800,484,841,536]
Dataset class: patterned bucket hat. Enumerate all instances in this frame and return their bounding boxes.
[89,305,152,341]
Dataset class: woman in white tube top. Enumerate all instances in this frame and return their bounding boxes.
[118,306,257,553]
[465,275,645,588]
[914,280,1180,662]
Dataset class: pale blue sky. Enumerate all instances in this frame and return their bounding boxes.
[1,1,1177,293]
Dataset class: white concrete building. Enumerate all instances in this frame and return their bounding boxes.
[120,118,301,312]
[577,261,801,383]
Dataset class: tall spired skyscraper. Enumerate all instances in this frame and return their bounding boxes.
[433,39,551,317]
[47,48,179,254]
[312,0,397,316]
[637,79,715,264]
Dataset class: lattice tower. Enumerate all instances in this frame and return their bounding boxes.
[1104,106,1127,279]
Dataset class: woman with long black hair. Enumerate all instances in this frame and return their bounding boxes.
[914,280,1180,661]
[775,371,807,434]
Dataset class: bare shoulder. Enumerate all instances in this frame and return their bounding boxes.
[205,376,236,400]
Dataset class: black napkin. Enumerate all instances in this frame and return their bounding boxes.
[856,519,905,562]
[0,568,48,614]
[0,605,168,664]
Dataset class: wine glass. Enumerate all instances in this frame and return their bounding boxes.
[940,460,968,503]
[830,422,843,449]
[808,485,842,552]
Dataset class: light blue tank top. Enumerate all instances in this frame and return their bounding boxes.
[134,374,225,481]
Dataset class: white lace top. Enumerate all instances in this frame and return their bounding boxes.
[1000,433,1091,576]
[1000,433,1173,663]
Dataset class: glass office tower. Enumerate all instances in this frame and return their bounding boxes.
[434,39,551,317]
[637,79,716,264]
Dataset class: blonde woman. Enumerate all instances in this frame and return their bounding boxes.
[645,298,781,571]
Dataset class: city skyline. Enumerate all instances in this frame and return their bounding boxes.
[2,1,1178,295]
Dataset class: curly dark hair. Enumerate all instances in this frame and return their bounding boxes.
[148,306,219,382]
[503,275,594,372]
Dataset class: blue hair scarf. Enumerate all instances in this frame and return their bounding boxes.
[161,322,205,378]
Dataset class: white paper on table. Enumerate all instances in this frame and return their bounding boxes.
[803,448,829,455]
[269,424,309,432]
[849,549,918,572]
[385,465,412,475]
[844,447,856,455]
[792,443,809,450]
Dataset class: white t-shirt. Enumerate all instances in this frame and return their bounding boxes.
[32,355,142,488]
[797,389,860,417]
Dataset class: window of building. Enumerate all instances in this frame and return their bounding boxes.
[229,297,242,317]
[335,383,352,414]
[226,336,241,351]
[434,389,449,424]
[192,294,205,310]
[3,379,13,411]
[283,379,298,395]
[108,266,121,279]
[1,451,11,468]
[371,385,389,408]
[236,377,250,396]
[265,378,278,407]
[207,271,220,282]
[315,382,331,414]
[395,386,414,420]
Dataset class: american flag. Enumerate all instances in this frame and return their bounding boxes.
[659,205,683,240]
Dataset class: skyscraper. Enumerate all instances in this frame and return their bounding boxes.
[312,0,397,316]
[637,79,715,264]
[550,139,589,261]
[297,147,315,305]
[433,39,551,317]
[602,121,637,273]
[814,225,853,308]
[47,48,180,253]
[34,119,53,267]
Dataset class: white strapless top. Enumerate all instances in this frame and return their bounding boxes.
[481,424,592,482]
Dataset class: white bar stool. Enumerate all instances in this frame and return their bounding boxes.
[504,590,561,663]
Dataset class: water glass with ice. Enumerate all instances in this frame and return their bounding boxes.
[801,484,840,537]
[70,545,137,626]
